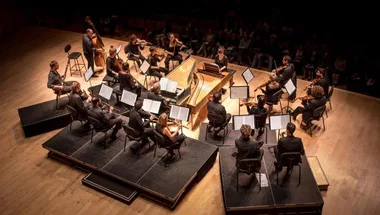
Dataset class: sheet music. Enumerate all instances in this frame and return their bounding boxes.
[285,79,296,95]
[160,78,168,91]
[269,115,290,130]
[242,68,254,84]
[160,78,178,93]
[142,99,161,114]
[121,90,137,106]
[116,45,122,54]
[99,84,113,100]
[230,86,249,99]
[170,105,190,121]
[255,173,269,187]
[140,60,150,74]
[233,115,255,130]
[84,67,94,82]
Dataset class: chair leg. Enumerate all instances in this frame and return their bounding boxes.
[70,122,72,130]
[91,129,94,142]
[298,165,301,185]
[222,129,226,145]
[80,54,87,69]
[322,116,326,131]
[236,170,239,192]
[124,136,127,152]
[325,109,329,118]
[279,101,283,114]
[56,95,60,110]
[178,149,181,159]
[104,132,107,149]
[153,144,157,157]
[265,126,268,144]
[329,100,332,110]
[259,172,261,191]
[309,126,312,137]
[277,170,279,184]
[205,125,208,140]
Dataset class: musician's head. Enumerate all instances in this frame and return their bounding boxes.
[269,72,278,81]
[84,16,90,22]
[109,46,117,57]
[91,96,100,106]
[282,55,292,65]
[71,81,81,92]
[257,95,266,108]
[286,122,296,136]
[153,82,161,93]
[316,67,325,78]
[212,92,222,103]
[311,85,324,99]
[49,60,59,70]
[134,99,143,110]
[240,124,252,139]
[130,34,137,44]
[169,33,175,42]
[218,46,225,55]
[158,112,168,127]
[149,46,156,53]
[86,28,94,37]
[122,62,130,71]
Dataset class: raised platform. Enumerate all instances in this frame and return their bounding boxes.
[308,156,329,191]
[42,121,218,209]
[219,144,324,215]
[18,96,72,137]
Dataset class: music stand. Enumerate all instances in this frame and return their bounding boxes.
[120,89,137,107]
[142,99,161,115]
[169,105,190,134]
[241,67,256,102]
[99,84,113,103]
[140,60,151,88]
[116,45,122,58]
[230,86,249,115]
[283,79,296,113]
[232,114,255,130]
[269,114,291,140]
[84,67,94,93]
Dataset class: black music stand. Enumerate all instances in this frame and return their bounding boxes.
[140,60,151,88]
[269,114,291,140]
[241,67,256,102]
[283,79,296,113]
[84,67,94,94]
[230,86,249,115]
[120,89,137,109]
[98,84,113,104]
[232,114,256,130]
[169,105,190,134]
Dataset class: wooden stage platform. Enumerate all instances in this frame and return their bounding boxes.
[2,26,380,214]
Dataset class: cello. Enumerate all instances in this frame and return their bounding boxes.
[86,17,107,71]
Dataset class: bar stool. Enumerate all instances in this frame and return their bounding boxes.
[64,44,86,77]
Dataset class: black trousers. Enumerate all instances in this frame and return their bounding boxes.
[84,53,94,71]
[129,53,147,67]
[108,117,122,136]
[165,54,183,69]
[149,67,169,79]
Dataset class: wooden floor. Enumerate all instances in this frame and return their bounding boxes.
[1,26,380,215]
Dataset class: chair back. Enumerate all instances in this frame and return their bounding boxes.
[66,105,79,121]
[328,86,334,100]
[123,124,140,139]
[64,44,71,54]
[267,89,283,104]
[153,129,167,147]
[237,149,264,173]
[280,152,302,168]
[313,105,326,119]
[207,112,224,128]
[87,116,104,131]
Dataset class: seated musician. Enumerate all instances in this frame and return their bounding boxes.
[258,72,282,113]
[290,85,327,128]
[124,34,147,68]
[207,92,232,137]
[306,67,329,98]
[156,112,186,159]
[235,124,264,162]
[147,46,169,79]
[118,62,141,97]
[47,60,72,94]
[273,55,295,88]
[128,100,156,146]
[147,82,171,114]
[274,122,304,171]
[246,95,268,137]
[69,81,90,129]
[164,33,184,70]
[88,96,123,140]
[214,46,228,72]
[106,46,119,79]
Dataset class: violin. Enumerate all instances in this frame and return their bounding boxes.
[254,80,272,91]
[272,65,287,74]
[293,95,314,102]
[304,77,322,90]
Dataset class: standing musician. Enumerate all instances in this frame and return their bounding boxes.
[207,92,232,138]
[245,95,268,137]
[290,85,327,128]
[235,124,264,162]
[305,67,330,98]
[164,33,184,70]
[124,34,147,69]
[255,72,282,113]
[69,81,91,130]
[215,46,228,72]
[147,46,169,79]
[116,61,142,98]
[47,60,73,94]
[82,28,101,77]
[88,96,123,140]
[106,46,119,79]
[272,55,296,99]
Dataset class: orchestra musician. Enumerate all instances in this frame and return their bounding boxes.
[156,112,186,159]
[147,46,169,79]
[256,72,282,113]
[47,60,73,94]
[124,34,147,69]
[207,92,232,138]
[290,85,327,128]
[274,122,305,171]
[82,29,100,77]
[147,82,171,114]
[117,61,142,97]
[235,124,264,162]
[69,81,91,130]
[272,55,296,99]
[106,46,119,79]
[88,96,123,140]
[164,33,184,70]
[214,46,228,72]
[305,67,330,98]
[245,95,268,137]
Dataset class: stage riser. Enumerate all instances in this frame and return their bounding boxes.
[23,115,71,137]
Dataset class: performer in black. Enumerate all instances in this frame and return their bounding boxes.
[306,67,330,98]
[106,46,119,79]
[235,124,264,162]
[124,34,147,68]
[118,61,142,98]
[246,95,268,137]
[128,100,156,145]
[82,28,98,77]
[69,81,90,129]
[207,92,232,137]
[47,60,72,94]
[273,55,296,100]
[164,33,184,70]
[147,46,169,79]
[214,46,228,72]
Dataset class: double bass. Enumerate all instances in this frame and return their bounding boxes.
[86,17,107,71]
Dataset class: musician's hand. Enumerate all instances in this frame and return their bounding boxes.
[272,69,276,73]
[165,98,171,103]
[109,106,114,112]
[92,33,97,38]
[149,115,155,121]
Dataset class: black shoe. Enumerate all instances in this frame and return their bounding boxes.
[110,134,119,140]
[92,74,99,78]
[221,88,227,94]
[206,124,212,132]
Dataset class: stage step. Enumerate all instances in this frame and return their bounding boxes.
[308,156,329,191]
[82,173,138,205]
